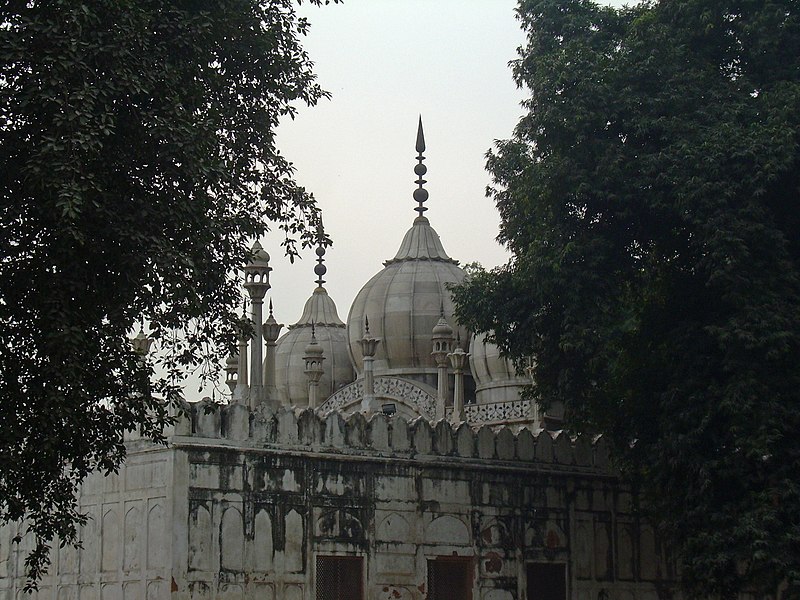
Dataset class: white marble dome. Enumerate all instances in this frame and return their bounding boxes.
[469,331,530,404]
[346,215,468,383]
[275,286,355,406]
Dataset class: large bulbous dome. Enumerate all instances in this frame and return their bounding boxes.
[469,331,530,404]
[347,215,468,386]
[275,287,355,406]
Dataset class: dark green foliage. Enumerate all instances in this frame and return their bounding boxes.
[453,0,800,596]
[0,0,332,585]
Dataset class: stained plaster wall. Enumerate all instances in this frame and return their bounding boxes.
[0,438,176,600]
[0,404,674,600]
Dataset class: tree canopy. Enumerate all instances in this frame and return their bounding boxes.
[452,0,800,596]
[0,0,332,584]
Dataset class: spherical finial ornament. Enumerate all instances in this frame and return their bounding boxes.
[414,116,429,218]
[314,221,328,287]
[314,263,327,281]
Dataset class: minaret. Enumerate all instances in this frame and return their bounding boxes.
[233,300,249,403]
[358,317,380,414]
[448,335,469,423]
[303,323,326,408]
[243,241,271,409]
[431,305,454,420]
[262,299,283,407]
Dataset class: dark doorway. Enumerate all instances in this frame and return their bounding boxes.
[315,555,363,600]
[526,562,566,600]
[428,557,473,600]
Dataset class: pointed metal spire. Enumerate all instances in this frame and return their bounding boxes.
[413,116,429,218]
[364,315,370,335]
[314,220,327,287]
[269,298,274,318]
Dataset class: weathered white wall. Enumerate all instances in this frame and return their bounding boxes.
[0,405,672,600]
[0,443,174,600]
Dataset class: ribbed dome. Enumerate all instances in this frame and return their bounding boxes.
[275,287,354,406]
[469,331,530,404]
[347,216,468,380]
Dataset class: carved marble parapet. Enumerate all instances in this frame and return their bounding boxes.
[463,399,535,425]
[181,403,611,471]
[319,376,437,420]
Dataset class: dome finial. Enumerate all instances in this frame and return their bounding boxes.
[314,220,327,287]
[413,116,429,218]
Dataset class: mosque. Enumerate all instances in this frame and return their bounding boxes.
[0,121,673,600]
[227,118,542,432]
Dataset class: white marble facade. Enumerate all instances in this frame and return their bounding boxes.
[0,407,672,600]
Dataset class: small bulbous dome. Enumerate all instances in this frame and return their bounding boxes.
[469,332,530,404]
[274,287,354,406]
[346,217,468,379]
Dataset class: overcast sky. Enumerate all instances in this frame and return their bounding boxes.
[195,0,626,398]
[265,0,527,329]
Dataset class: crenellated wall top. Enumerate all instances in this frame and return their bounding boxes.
[170,401,613,474]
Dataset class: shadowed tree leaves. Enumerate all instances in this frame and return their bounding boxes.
[0,0,334,586]
[453,0,800,597]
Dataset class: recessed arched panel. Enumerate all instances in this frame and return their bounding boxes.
[101,508,119,572]
[575,521,592,578]
[188,504,212,571]
[377,512,410,541]
[254,509,274,571]
[123,505,141,571]
[425,515,470,546]
[284,584,303,600]
[285,510,304,573]
[618,525,635,580]
[640,526,658,580]
[220,506,244,571]
[147,503,165,570]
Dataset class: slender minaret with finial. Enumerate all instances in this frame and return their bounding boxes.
[262,299,283,407]
[244,241,271,408]
[448,334,469,423]
[413,116,429,220]
[314,221,327,288]
[303,322,326,408]
[358,316,380,413]
[233,299,250,403]
[431,303,454,420]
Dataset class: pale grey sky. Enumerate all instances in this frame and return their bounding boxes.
[194,0,628,398]
[266,0,526,330]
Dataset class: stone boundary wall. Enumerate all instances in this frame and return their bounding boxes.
[178,402,612,473]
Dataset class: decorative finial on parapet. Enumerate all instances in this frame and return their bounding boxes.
[413,116,429,218]
[358,315,381,414]
[448,333,469,424]
[314,222,327,287]
[225,353,239,394]
[131,327,153,356]
[358,316,379,359]
[263,298,283,344]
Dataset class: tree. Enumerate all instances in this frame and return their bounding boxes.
[452,0,800,596]
[0,0,333,585]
